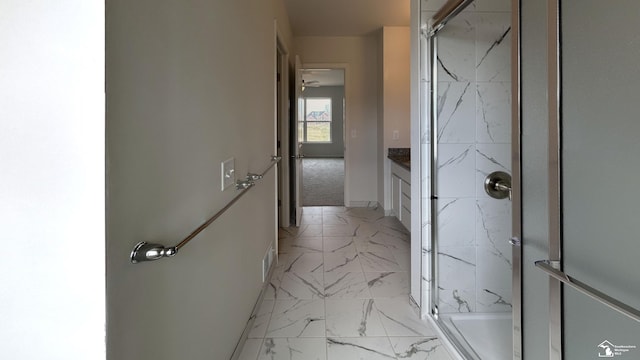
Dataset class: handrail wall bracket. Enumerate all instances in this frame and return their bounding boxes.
[130,242,178,263]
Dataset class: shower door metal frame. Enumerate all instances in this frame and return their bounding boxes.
[426,0,523,358]
[511,0,523,358]
[547,0,563,358]
[429,31,440,321]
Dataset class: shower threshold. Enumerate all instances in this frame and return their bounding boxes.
[439,312,512,360]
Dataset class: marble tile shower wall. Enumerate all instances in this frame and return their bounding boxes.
[420,0,513,314]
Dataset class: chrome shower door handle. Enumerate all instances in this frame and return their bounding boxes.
[484,171,512,200]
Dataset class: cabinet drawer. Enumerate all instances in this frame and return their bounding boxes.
[401,206,411,230]
[391,175,401,217]
[401,193,411,210]
[401,180,411,197]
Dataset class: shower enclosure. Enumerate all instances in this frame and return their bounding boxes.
[419,0,520,358]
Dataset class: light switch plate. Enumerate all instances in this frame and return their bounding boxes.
[221,158,235,191]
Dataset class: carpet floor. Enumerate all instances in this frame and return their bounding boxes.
[302,158,344,206]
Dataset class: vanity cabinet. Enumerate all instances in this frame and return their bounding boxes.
[390,161,411,231]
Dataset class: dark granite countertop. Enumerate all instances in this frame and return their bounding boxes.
[387,147,410,171]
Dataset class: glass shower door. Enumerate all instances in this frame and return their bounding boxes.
[546,0,640,358]
[422,0,517,358]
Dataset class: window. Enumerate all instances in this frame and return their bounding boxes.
[299,98,331,143]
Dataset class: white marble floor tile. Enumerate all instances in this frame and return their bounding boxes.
[277,272,325,300]
[279,237,324,254]
[324,223,379,238]
[248,300,275,338]
[323,237,357,254]
[324,272,371,299]
[260,206,462,360]
[326,337,397,360]
[266,300,326,338]
[325,299,387,337]
[378,222,410,237]
[352,222,385,237]
[372,215,406,229]
[277,253,324,274]
[264,271,283,300]
[238,338,263,360]
[323,224,360,237]
[374,299,438,337]
[341,206,382,217]
[365,272,410,299]
[353,237,390,253]
[258,338,327,360]
[392,249,411,271]
[279,225,323,240]
[389,337,453,360]
[303,207,324,215]
[300,214,323,225]
[322,206,348,214]
[322,213,352,225]
[323,252,362,274]
[377,234,410,252]
[359,251,402,272]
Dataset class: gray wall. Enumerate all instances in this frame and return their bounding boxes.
[302,86,345,158]
[106,1,292,359]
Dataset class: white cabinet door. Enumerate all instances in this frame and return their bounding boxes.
[391,174,401,217]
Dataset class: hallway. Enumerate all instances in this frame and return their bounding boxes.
[238,206,453,360]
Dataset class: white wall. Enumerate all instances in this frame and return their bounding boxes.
[378,27,411,211]
[0,1,105,359]
[295,36,379,205]
[106,1,292,359]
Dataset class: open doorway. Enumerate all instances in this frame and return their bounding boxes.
[299,68,345,207]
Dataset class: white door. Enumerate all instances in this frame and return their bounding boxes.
[293,55,304,226]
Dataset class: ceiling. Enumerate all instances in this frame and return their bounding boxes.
[302,69,344,88]
[283,0,411,36]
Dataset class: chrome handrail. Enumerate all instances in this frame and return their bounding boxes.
[535,260,640,322]
[130,156,282,264]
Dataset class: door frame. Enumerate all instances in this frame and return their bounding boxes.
[275,21,290,229]
[293,56,303,226]
[301,62,350,207]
